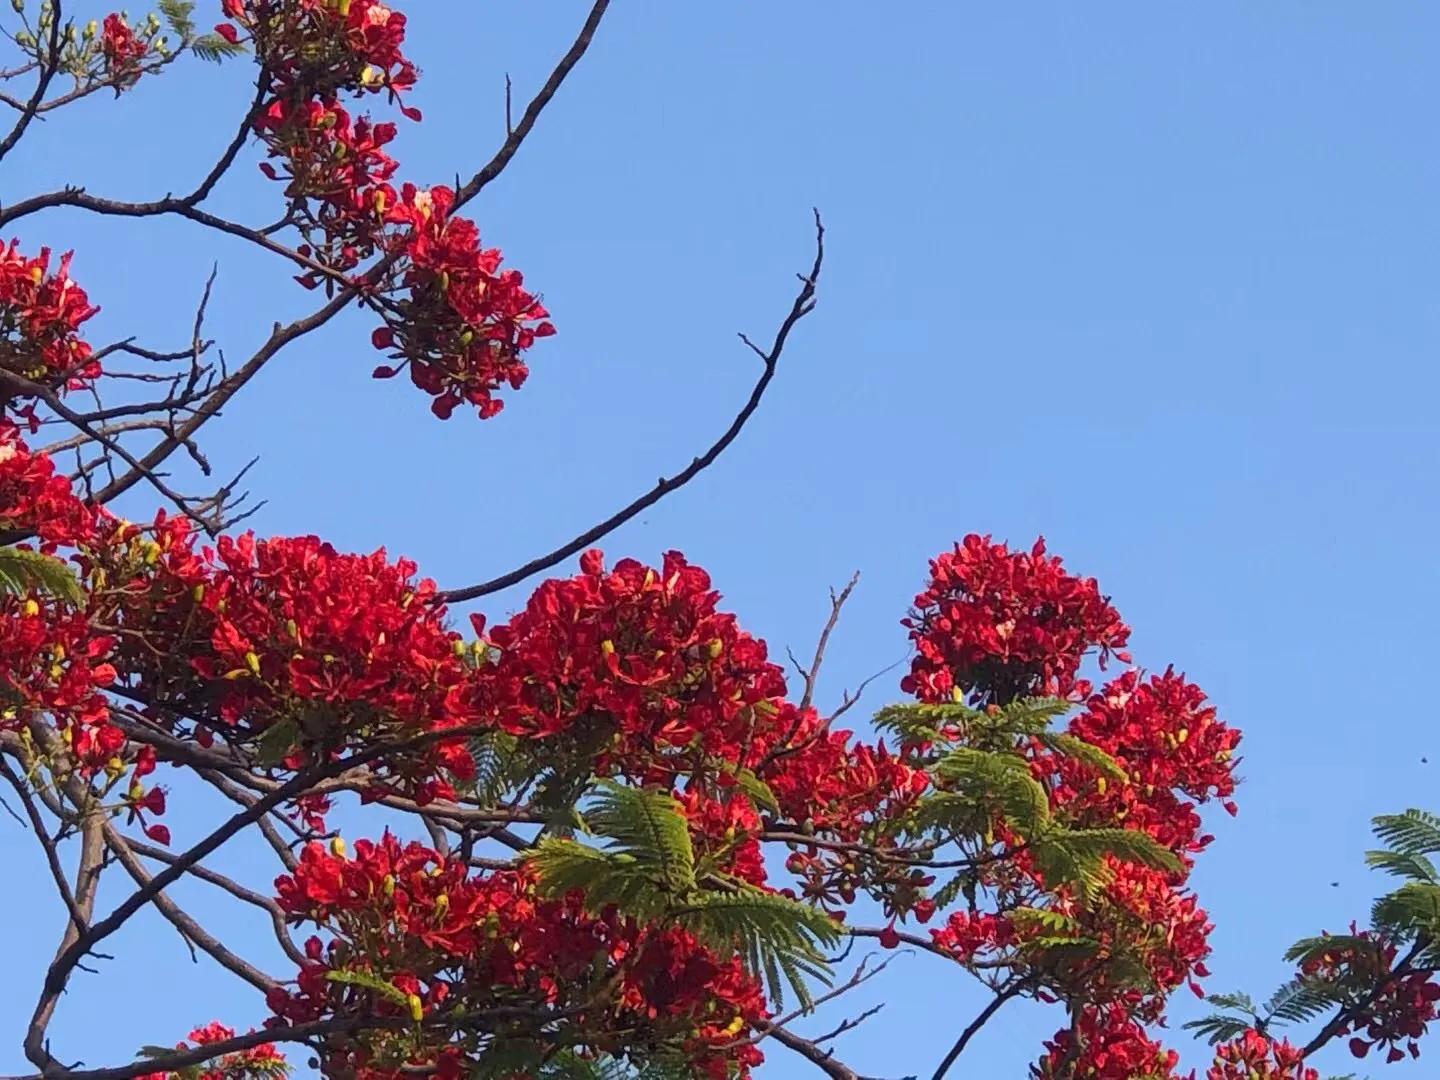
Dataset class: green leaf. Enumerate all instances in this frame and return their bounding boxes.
[587,780,696,894]
[1264,977,1346,1024]
[1182,1015,1255,1045]
[467,730,522,806]
[157,0,196,38]
[1372,810,1440,856]
[1372,882,1440,937]
[190,32,247,62]
[253,717,300,768]
[729,766,780,815]
[1029,827,1181,895]
[933,747,1051,838]
[1009,906,1080,936]
[1205,991,1257,1013]
[1035,732,1129,783]
[0,547,83,604]
[324,968,409,1007]
[1365,848,1439,883]
[1283,934,1378,967]
[671,888,839,1008]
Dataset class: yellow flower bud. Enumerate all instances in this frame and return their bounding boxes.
[708,638,724,659]
[330,837,346,858]
[383,874,396,897]
[600,639,615,656]
[1095,776,1107,795]
[406,993,423,1022]
[245,651,261,675]
[22,598,39,617]
[1176,727,1189,744]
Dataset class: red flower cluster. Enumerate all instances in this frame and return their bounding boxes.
[270,833,769,1078]
[100,524,475,803]
[930,910,1017,963]
[0,423,101,545]
[1081,861,1213,1009]
[223,0,553,420]
[1206,1031,1316,1080]
[1031,1004,1183,1079]
[219,0,418,108]
[0,426,120,768]
[100,14,151,86]
[0,242,100,422]
[483,549,790,776]
[135,1021,287,1080]
[1044,669,1241,858]
[1298,929,1440,1063]
[372,183,554,420]
[903,535,1130,706]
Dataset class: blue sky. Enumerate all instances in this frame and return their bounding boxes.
[5,2,1440,1076]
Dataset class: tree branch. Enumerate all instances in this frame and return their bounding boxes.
[440,209,826,603]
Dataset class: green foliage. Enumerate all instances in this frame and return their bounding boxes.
[527,780,837,1009]
[324,968,411,1008]
[1029,827,1181,897]
[1184,978,1345,1046]
[467,730,525,807]
[1033,731,1128,783]
[1365,848,1439,883]
[932,746,1051,838]
[727,765,780,815]
[190,33,247,63]
[1372,810,1440,857]
[1282,934,1377,968]
[0,547,83,604]
[157,0,197,38]
[1372,882,1440,937]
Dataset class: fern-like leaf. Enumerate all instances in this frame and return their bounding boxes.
[0,547,83,604]
[671,888,838,1008]
[190,33,248,62]
[1372,882,1440,937]
[1372,810,1440,857]
[933,747,1051,838]
[1035,732,1129,783]
[1182,1014,1256,1045]
[1365,848,1438,883]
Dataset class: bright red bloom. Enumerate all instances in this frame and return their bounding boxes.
[1206,1030,1317,1080]
[1031,1004,1184,1079]
[271,832,770,1077]
[902,535,1130,705]
[100,14,150,85]
[133,1020,287,1080]
[375,184,554,420]
[0,243,100,419]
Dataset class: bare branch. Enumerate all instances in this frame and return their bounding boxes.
[101,823,280,993]
[440,210,826,603]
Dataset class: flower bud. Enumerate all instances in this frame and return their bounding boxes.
[22,598,39,617]
[329,837,346,858]
[244,651,261,674]
[708,638,724,659]
[406,993,423,1022]
[83,19,96,38]
[383,873,396,897]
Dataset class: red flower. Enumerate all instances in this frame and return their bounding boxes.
[902,535,1130,706]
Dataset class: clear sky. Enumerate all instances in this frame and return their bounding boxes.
[5,2,1440,1077]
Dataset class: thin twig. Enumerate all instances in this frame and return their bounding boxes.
[440,210,826,603]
